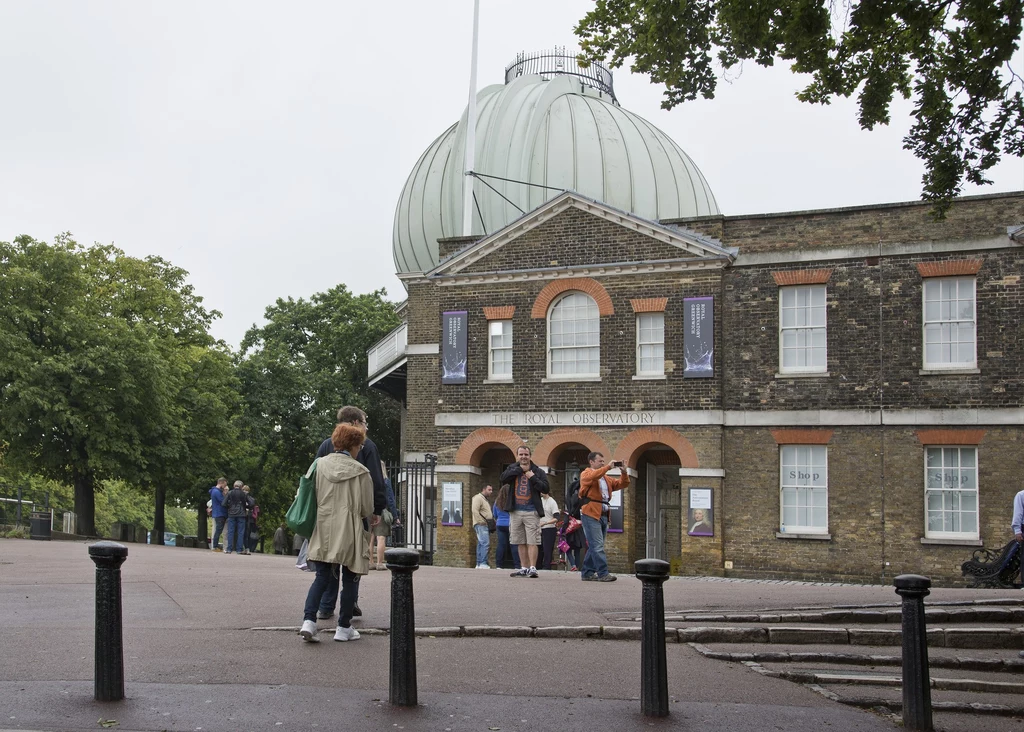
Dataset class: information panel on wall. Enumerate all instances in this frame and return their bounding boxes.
[441,310,468,384]
[688,487,714,537]
[683,296,714,378]
[441,481,463,526]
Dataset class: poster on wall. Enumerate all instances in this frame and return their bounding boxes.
[441,311,468,384]
[684,296,714,378]
[441,482,463,526]
[609,486,624,533]
[687,487,713,536]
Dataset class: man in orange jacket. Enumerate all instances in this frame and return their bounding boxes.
[578,451,629,581]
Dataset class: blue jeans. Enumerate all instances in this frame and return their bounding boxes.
[581,514,609,578]
[319,565,360,616]
[305,562,360,627]
[211,516,226,549]
[496,526,514,568]
[474,524,490,565]
[226,516,245,552]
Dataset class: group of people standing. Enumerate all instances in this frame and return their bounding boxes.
[208,479,260,554]
[472,446,628,582]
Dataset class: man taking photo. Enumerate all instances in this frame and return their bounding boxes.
[578,452,629,582]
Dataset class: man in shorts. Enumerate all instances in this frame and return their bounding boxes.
[499,445,548,578]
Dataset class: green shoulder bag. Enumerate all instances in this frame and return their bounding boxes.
[285,459,318,538]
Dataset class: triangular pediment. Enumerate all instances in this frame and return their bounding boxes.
[427,192,733,278]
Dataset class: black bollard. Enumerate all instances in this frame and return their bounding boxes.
[386,547,420,707]
[89,541,128,702]
[635,558,671,717]
[894,574,933,731]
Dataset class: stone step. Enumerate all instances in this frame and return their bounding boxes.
[809,685,1024,720]
[646,605,1024,625]
[755,666,1024,694]
[676,624,1024,648]
[688,642,1024,673]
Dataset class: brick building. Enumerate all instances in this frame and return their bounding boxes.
[369,51,1024,584]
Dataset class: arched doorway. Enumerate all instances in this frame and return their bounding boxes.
[615,428,698,562]
[533,428,611,511]
[636,450,682,561]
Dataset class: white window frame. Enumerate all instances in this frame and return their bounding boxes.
[922,276,976,370]
[779,445,828,535]
[635,312,665,377]
[546,291,600,379]
[487,319,513,381]
[779,284,827,374]
[924,446,979,540]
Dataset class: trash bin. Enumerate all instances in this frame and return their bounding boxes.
[29,511,52,541]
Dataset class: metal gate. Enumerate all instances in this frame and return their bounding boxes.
[385,455,436,564]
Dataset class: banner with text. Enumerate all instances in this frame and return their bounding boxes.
[441,311,468,384]
[684,296,714,378]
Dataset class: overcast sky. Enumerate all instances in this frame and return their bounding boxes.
[2,1,1021,349]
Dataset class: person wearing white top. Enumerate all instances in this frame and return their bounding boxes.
[539,489,560,570]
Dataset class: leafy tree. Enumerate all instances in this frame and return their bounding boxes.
[0,235,225,535]
[576,0,1024,213]
[235,285,402,541]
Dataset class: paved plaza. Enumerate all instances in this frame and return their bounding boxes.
[0,538,1020,731]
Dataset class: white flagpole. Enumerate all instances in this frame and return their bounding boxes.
[461,0,480,237]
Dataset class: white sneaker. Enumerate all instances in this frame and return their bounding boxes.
[299,619,320,642]
[334,626,360,642]
[476,563,489,569]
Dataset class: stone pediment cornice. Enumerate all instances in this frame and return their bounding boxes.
[431,256,730,287]
[426,191,734,279]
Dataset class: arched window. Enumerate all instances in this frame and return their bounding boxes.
[547,292,600,377]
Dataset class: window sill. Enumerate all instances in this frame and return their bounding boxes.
[775,371,829,379]
[776,532,831,541]
[542,376,601,383]
[920,537,982,546]
[483,378,513,385]
[632,374,666,381]
[919,368,980,376]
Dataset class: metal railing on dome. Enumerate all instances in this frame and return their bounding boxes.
[504,47,617,103]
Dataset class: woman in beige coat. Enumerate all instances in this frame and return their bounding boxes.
[299,423,374,643]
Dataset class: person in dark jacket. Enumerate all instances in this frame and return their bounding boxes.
[499,445,548,578]
[314,406,384,619]
[208,478,228,551]
[223,481,253,554]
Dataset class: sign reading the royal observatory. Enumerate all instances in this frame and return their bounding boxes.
[441,311,468,384]
[683,296,714,378]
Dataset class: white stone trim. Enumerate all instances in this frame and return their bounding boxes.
[435,465,483,475]
[435,258,729,287]
[919,537,983,547]
[403,452,431,462]
[881,408,1024,425]
[919,368,981,376]
[436,408,1024,428]
[406,343,440,355]
[678,468,726,478]
[733,235,1013,268]
[725,410,881,426]
[436,410,724,428]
